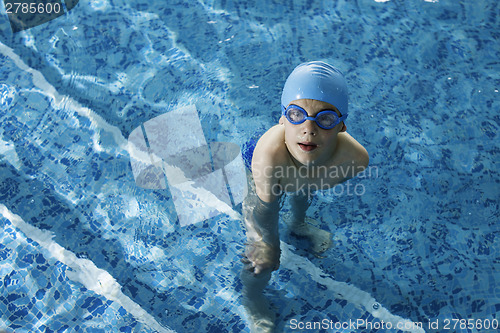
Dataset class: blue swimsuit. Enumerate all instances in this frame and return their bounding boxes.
[241,130,265,170]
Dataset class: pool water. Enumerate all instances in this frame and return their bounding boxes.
[0,0,499,332]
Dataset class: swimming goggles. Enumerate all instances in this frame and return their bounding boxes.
[281,104,347,130]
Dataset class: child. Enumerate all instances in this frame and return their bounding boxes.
[240,61,369,332]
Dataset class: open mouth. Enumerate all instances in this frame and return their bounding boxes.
[298,142,318,152]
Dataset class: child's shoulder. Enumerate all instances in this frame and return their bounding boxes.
[335,132,369,168]
[253,125,290,166]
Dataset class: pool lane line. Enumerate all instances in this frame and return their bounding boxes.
[0,204,175,333]
[280,240,426,333]
[206,211,423,332]
[0,41,130,156]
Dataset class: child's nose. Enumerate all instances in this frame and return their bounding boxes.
[301,119,317,135]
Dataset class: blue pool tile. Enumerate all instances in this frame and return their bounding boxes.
[0,0,499,332]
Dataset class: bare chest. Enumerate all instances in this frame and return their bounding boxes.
[277,165,346,193]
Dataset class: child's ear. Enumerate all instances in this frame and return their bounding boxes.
[279,115,285,125]
[340,123,347,132]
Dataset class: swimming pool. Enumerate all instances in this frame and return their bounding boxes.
[0,0,498,332]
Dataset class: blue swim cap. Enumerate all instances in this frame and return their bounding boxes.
[281,61,348,116]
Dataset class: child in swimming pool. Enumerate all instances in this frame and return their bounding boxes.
[240,61,369,332]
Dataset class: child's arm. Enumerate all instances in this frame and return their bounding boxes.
[241,191,281,275]
[241,143,283,275]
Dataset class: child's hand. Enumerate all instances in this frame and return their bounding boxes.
[241,240,281,275]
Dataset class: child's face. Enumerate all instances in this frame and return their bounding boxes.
[280,99,346,166]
